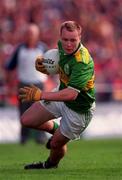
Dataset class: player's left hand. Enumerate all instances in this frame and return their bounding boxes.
[35,55,49,75]
[19,85,42,102]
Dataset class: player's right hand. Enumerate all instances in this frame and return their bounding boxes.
[35,55,49,75]
[19,84,42,102]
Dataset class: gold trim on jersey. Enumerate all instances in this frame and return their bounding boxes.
[83,75,95,91]
[74,47,90,64]
[59,67,70,86]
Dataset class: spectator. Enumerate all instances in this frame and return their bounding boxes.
[5,23,49,144]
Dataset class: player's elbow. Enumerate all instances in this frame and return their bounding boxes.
[69,93,78,100]
[66,90,78,101]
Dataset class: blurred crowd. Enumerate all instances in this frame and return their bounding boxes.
[0,0,122,106]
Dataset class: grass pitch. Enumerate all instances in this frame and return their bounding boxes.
[0,138,122,180]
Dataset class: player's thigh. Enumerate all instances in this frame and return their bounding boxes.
[51,128,70,149]
[21,101,55,126]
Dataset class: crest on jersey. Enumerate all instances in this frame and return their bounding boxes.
[64,64,70,75]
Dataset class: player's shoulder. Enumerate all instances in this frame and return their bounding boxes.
[74,44,91,64]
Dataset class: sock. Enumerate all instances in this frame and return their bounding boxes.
[46,121,59,149]
[50,121,59,134]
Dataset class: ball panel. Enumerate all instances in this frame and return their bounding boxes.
[43,49,59,74]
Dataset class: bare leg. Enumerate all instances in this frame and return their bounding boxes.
[24,128,70,169]
[21,102,69,169]
[21,102,56,131]
[49,128,70,165]
[39,121,55,134]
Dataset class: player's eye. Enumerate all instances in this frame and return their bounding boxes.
[70,39,76,42]
[63,38,68,42]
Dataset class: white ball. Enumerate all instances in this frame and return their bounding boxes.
[43,49,59,75]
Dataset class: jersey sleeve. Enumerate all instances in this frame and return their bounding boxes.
[68,59,94,91]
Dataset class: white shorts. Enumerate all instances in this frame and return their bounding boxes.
[40,100,95,140]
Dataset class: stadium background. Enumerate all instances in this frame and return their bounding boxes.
[0,0,122,143]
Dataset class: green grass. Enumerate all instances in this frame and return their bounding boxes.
[0,139,122,180]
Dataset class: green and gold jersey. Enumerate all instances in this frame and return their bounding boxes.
[58,41,95,113]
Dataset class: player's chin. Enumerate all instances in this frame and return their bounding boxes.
[65,49,74,55]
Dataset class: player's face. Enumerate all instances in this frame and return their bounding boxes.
[60,28,81,54]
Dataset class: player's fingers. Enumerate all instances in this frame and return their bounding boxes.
[21,98,28,103]
[36,56,43,64]
[19,94,27,99]
[19,88,27,93]
[36,62,43,67]
[30,84,37,89]
[36,55,43,60]
[36,63,45,68]
[23,86,32,91]
[19,87,32,95]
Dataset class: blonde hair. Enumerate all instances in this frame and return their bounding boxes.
[60,21,82,35]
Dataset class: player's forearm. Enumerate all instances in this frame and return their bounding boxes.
[41,88,78,101]
[19,86,78,102]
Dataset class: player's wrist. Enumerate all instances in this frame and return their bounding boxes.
[34,89,42,101]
